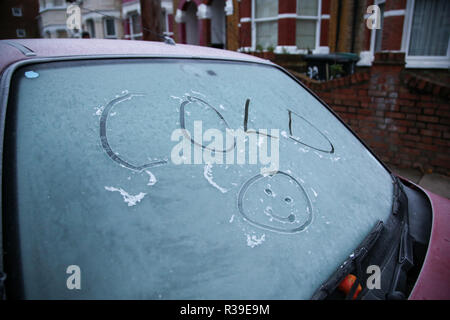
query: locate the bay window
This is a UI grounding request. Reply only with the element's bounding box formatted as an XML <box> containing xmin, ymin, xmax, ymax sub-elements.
<box><xmin>404</xmin><ymin>0</ymin><xmax>450</xmax><ymax>68</ymax></box>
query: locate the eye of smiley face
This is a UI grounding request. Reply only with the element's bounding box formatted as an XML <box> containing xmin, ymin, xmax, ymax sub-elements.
<box><xmin>238</xmin><ymin>171</ymin><xmax>313</xmax><ymax>234</ymax></box>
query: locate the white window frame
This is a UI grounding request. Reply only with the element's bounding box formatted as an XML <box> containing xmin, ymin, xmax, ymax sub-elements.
<box><xmin>16</xmin><ymin>29</ymin><xmax>26</xmax><ymax>38</ymax></box>
<box><xmin>251</xmin><ymin>0</ymin><xmax>279</xmax><ymax>51</ymax></box>
<box><xmin>402</xmin><ymin>0</ymin><xmax>450</xmax><ymax>69</ymax></box>
<box><xmin>294</xmin><ymin>0</ymin><xmax>322</xmax><ymax>53</ymax></box>
<box><xmin>358</xmin><ymin>0</ymin><xmax>391</xmax><ymax>67</ymax></box>
<box><xmin>161</xmin><ymin>0</ymin><xmax>174</xmax><ymax>36</ymax></box>
<box><xmin>162</xmin><ymin>8</ymin><xmax>173</xmax><ymax>36</ymax></box>
<box><xmin>249</xmin><ymin>0</ymin><xmax>323</xmax><ymax>54</ymax></box>
<box><xmin>128</xmin><ymin>12</ymin><xmax>143</xmax><ymax>40</ymax></box>
<box><xmin>103</xmin><ymin>17</ymin><xmax>117</xmax><ymax>39</ymax></box>
<box><xmin>12</xmin><ymin>7</ymin><xmax>22</xmax><ymax>17</ymax></box>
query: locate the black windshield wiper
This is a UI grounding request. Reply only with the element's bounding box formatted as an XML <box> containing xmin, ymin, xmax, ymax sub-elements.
<box><xmin>386</xmin><ymin>221</ymin><xmax>414</xmax><ymax>299</ymax></box>
<box><xmin>311</xmin><ymin>220</ymin><xmax>384</xmax><ymax>300</ymax></box>
<box><xmin>312</xmin><ymin>176</ymin><xmax>413</xmax><ymax>300</ymax></box>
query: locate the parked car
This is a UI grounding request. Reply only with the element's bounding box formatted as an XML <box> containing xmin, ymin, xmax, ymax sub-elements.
<box><xmin>0</xmin><ymin>39</ymin><xmax>448</xmax><ymax>300</ymax></box>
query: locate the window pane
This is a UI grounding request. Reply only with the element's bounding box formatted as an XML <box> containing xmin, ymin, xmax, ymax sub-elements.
<box><xmin>16</xmin><ymin>29</ymin><xmax>26</xmax><ymax>37</ymax></box>
<box><xmin>255</xmin><ymin>0</ymin><xmax>278</xmax><ymax>18</ymax></box>
<box><xmin>256</xmin><ymin>21</ymin><xmax>278</xmax><ymax>48</ymax></box>
<box><xmin>12</xmin><ymin>7</ymin><xmax>23</xmax><ymax>17</ymax></box>
<box><xmin>409</xmin><ymin>0</ymin><xmax>450</xmax><ymax>56</ymax></box>
<box><xmin>105</xmin><ymin>18</ymin><xmax>115</xmax><ymax>36</ymax></box>
<box><xmin>131</xmin><ymin>13</ymin><xmax>141</xmax><ymax>34</ymax></box>
<box><xmin>297</xmin><ymin>0</ymin><xmax>318</xmax><ymax>16</ymax></box>
<box><xmin>296</xmin><ymin>20</ymin><xmax>316</xmax><ymax>49</ymax></box>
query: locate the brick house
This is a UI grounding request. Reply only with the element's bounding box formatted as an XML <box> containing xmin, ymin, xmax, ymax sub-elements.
<box><xmin>296</xmin><ymin>0</ymin><xmax>450</xmax><ymax>176</ymax></box>
<box><xmin>169</xmin><ymin>0</ymin><xmax>334</xmax><ymax>53</ymax></box>
<box><xmin>301</xmin><ymin>51</ymin><xmax>449</xmax><ymax>176</ymax></box>
<box><xmin>0</xmin><ymin>0</ymin><xmax>40</xmax><ymax>39</ymax></box>
<box><xmin>169</xmin><ymin>0</ymin><xmax>450</xmax><ymax>176</ymax></box>
<box><xmin>170</xmin><ymin>0</ymin><xmax>449</xmax><ymax>68</ymax></box>
<box><xmin>122</xmin><ymin>0</ymin><xmax>174</xmax><ymax>40</ymax></box>
<box><xmin>36</xmin><ymin>0</ymin><xmax>124</xmax><ymax>39</ymax></box>
<box><xmin>171</xmin><ymin>0</ymin><xmax>235</xmax><ymax>49</ymax></box>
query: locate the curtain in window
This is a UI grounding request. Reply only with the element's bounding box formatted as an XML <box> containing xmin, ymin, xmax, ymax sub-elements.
<box><xmin>296</xmin><ymin>20</ymin><xmax>316</xmax><ymax>50</ymax></box>
<box><xmin>131</xmin><ymin>14</ymin><xmax>142</xmax><ymax>34</ymax></box>
<box><xmin>409</xmin><ymin>0</ymin><xmax>450</xmax><ymax>56</ymax></box>
<box><xmin>297</xmin><ymin>0</ymin><xmax>318</xmax><ymax>16</ymax></box>
<box><xmin>296</xmin><ymin>0</ymin><xmax>318</xmax><ymax>50</ymax></box>
<box><xmin>256</xmin><ymin>21</ymin><xmax>278</xmax><ymax>48</ymax></box>
<box><xmin>105</xmin><ymin>18</ymin><xmax>116</xmax><ymax>36</ymax></box>
<box><xmin>255</xmin><ymin>0</ymin><xmax>278</xmax><ymax>18</ymax></box>
<box><xmin>255</xmin><ymin>0</ymin><xmax>278</xmax><ymax>48</ymax></box>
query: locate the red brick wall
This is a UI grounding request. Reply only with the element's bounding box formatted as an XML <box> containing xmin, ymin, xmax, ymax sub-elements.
<box><xmin>278</xmin><ymin>18</ymin><xmax>296</xmax><ymax>45</ymax></box>
<box><xmin>385</xmin><ymin>0</ymin><xmax>407</xmax><ymax>11</ymax></box>
<box><xmin>381</xmin><ymin>16</ymin><xmax>404</xmax><ymax>51</ymax></box>
<box><xmin>320</xmin><ymin>19</ymin><xmax>329</xmax><ymax>47</ymax></box>
<box><xmin>240</xmin><ymin>0</ymin><xmax>251</xmax><ymax>17</ymax></box>
<box><xmin>301</xmin><ymin>53</ymin><xmax>450</xmax><ymax>176</ymax></box>
<box><xmin>279</xmin><ymin>0</ymin><xmax>296</xmax><ymax>13</ymax></box>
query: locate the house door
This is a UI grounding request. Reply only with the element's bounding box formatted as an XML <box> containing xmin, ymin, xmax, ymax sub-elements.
<box><xmin>210</xmin><ymin>0</ymin><xmax>226</xmax><ymax>48</ymax></box>
<box><xmin>185</xmin><ymin>2</ymin><xmax>199</xmax><ymax>45</ymax></box>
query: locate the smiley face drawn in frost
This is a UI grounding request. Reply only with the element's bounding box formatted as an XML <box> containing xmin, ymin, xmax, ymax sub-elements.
<box><xmin>238</xmin><ymin>171</ymin><xmax>313</xmax><ymax>234</ymax></box>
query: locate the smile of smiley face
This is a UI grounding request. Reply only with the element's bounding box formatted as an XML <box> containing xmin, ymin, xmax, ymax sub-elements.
<box><xmin>238</xmin><ymin>171</ymin><xmax>313</xmax><ymax>234</ymax></box>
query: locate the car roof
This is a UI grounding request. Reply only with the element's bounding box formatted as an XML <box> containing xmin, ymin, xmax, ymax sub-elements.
<box><xmin>0</xmin><ymin>39</ymin><xmax>272</xmax><ymax>74</ymax></box>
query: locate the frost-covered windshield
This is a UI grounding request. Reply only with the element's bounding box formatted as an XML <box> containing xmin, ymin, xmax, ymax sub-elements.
<box><xmin>6</xmin><ymin>59</ymin><xmax>393</xmax><ymax>299</ymax></box>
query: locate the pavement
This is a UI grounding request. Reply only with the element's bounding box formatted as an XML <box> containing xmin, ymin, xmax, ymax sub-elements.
<box><xmin>391</xmin><ymin>166</ymin><xmax>450</xmax><ymax>200</ymax></box>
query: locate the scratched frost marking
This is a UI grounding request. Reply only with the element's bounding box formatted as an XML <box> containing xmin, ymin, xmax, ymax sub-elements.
<box><xmin>104</xmin><ymin>186</ymin><xmax>146</xmax><ymax>206</ymax></box>
<box><xmin>145</xmin><ymin>170</ymin><xmax>157</xmax><ymax>186</ymax></box>
<box><xmin>246</xmin><ymin>234</ymin><xmax>266</xmax><ymax>248</ymax></box>
<box><xmin>203</xmin><ymin>163</ymin><xmax>228</xmax><ymax>193</ymax></box>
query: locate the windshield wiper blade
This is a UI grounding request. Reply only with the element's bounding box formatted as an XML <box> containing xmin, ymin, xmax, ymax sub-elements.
<box><xmin>311</xmin><ymin>220</ymin><xmax>384</xmax><ymax>300</ymax></box>
<box><xmin>386</xmin><ymin>221</ymin><xmax>414</xmax><ymax>299</ymax></box>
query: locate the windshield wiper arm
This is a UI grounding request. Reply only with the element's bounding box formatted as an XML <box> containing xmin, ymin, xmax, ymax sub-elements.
<box><xmin>311</xmin><ymin>220</ymin><xmax>384</xmax><ymax>300</ymax></box>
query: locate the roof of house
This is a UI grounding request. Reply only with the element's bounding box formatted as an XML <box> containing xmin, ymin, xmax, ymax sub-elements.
<box><xmin>0</xmin><ymin>39</ymin><xmax>271</xmax><ymax>74</ymax></box>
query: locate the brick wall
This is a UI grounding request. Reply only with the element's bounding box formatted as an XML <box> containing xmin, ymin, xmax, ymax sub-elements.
<box><xmin>300</xmin><ymin>52</ymin><xmax>450</xmax><ymax>176</ymax></box>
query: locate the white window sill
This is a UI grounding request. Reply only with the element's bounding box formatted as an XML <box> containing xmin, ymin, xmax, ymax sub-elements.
<box><xmin>405</xmin><ymin>56</ymin><xmax>450</xmax><ymax>69</ymax></box>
